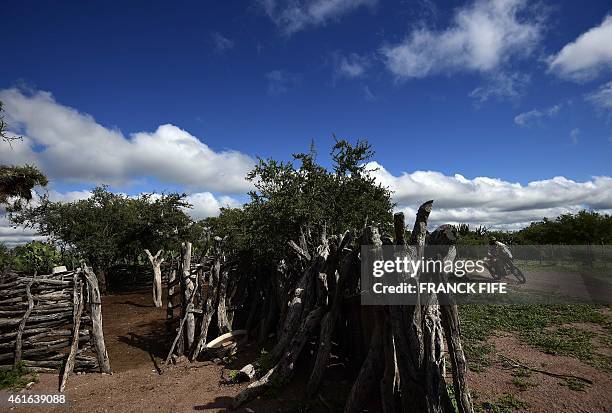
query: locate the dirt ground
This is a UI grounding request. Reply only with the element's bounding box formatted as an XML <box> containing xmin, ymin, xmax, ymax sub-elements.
<box><xmin>2</xmin><ymin>288</ymin><xmax>611</xmax><ymax>412</ymax></box>
<box><xmin>468</xmin><ymin>333</ymin><xmax>612</xmax><ymax>412</ymax></box>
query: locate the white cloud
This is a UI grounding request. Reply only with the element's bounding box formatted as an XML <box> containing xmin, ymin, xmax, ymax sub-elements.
<box><xmin>399</xmin><ymin>204</ymin><xmax>589</xmax><ymax>231</ymax></box>
<box><xmin>548</xmin><ymin>15</ymin><xmax>612</xmax><ymax>81</ymax></box>
<box><xmin>259</xmin><ymin>0</ymin><xmax>377</xmax><ymax>35</ymax></box>
<box><xmin>210</xmin><ymin>32</ymin><xmax>235</xmax><ymax>53</ymax></box>
<box><xmin>0</xmin><ymin>189</ymin><xmax>92</xmax><ymax>247</ymax></box>
<box><xmin>514</xmin><ymin>103</ymin><xmax>562</xmax><ymax>126</ymax></box>
<box><xmin>337</xmin><ymin>53</ymin><xmax>370</xmax><ymax>78</ymax></box>
<box><xmin>0</xmin><ymin>88</ymin><xmax>255</xmax><ymax>193</ymax></box>
<box><xmin>186</xmin><ymin>192</ymin><xmax>242</xmax><ymax>220</ymax></box>
<box><xmin>586</xmin><ymin>81</ymin><xmax>612</xmax><ymax>113</ymax></box>
<box><xmin>0</xmin><ymin>215</ymin><xmax>45</xmax><ymax>247</ymax></box>
<box><xmin>265</xmin><ymin>70</ymin><xmax>301</xmax><ymax>95</ymax></box>
<box><xmin>381</xmin><ymin>0</ymin><xmax>543</xmax><ymax>79</ymax></box>
<box><xmin>469</xmin><ymin>71</ymin><xmax>530</xmax><ymax>102</ymax></box>
<box><xmin>367</xmin><ymin>162</ymin><xmax>612</xmax><ymax>229</ymax></box>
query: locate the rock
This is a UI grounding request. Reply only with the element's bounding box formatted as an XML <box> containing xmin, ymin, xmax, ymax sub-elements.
<box><xmin>232</xmin><ymin>363</ymin><xmax>256</xmax><ymax>382</ymax></box>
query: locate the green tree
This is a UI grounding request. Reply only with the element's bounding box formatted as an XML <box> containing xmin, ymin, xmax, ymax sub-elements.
<box><xmin>11</xmin><ymin>186</ymin><xmax>193</xmax><ymax>292</ymax></box>
<box><xmin>239</xmin><ymin>138</ymin><xmax>393</xmax><ymax>265</ymax></box>
<box><xmin>516</xmin><ymin>210</ymin><xmax>612</xmax><ymax>245</ymax></box>
<box><xmin>11</xmin><ymin>241</ymin><xmax>61</xmax><ymax>274</ymax></box>
<box><xmin>0</xmin><ymin>101</ymin><xmax>48</xmax><ymax>206</ymax></box>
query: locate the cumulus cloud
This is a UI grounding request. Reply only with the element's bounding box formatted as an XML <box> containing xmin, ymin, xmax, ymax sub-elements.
<box><xmin>586</xmin><ymin>81</ymin><xmax>612</xmax><ymax>113</ymax></box>
<box><xmin>259</xmin><ymin>0</ymin><xmax>377</xmax><ymax>35</ymax></box>
<box><xmin>381</xmin><ymin>0</ymin><xmax>543</xmax><ymax>79</ymax></box>
<box><xmin>0</xmin><ymin>189</ymin><xmax>92</xmax><ymax>247</ymax></box>
<box><xmin>0</xmin><ymin>88</ymin><xmax>255</xmax><ymax>193</ymax></box>
<box><xmin>186</xmin><ymin>192</ymin><xmax>242</xmax><ymax>220</ymax></box>
<box><xmin>265</xmin><ymin>70</ymin><xmax>302</xmax><ymax>95</ymax></box>
<box><xmin>514</xmin><ymin>103</ymin><xmax>562</xmax><ymax>126</ymax></box>
<box><xmin>210</xmin><ymin>32</ymin><xmax>235</xmax><ymax>53</ymax></box>
<box><xmin>548</xmin><ymin>15</ymin><xmax>612</xmax><ymax>81</ymax></box>
<box><xmin>0</xmin><ymin>216</ymin><xmax>44</xmax><ymax>247</ymax></box>
<box><xmin>367</xmin><ymin>162</ymin><xmax>612</xmax><ymax>229</ymax></box>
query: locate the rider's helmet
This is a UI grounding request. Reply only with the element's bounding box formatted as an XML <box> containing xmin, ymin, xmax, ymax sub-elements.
<box><xmin>488</xmin><ymin>236</ymin><xmax>497</xmax><ymax>245</ymax></box>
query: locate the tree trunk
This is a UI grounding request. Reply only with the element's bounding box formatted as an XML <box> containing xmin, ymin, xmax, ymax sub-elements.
<box><xmin>95</xmin><ymin>267</ymin><xmax>107</xmax><ymax>295</ymax></box>
<box><xmin>180</xmin><ymin>243</ymin><xmax>195</xmax><ymax>351</ymax></box>
<box><xmin>81</xmin><ymin>263</ymin><xmax>111</xmax><ymax>373</ymax></box>
<box><xmin>145</xmin><ymin>249</ymin><xmax>164</xmax><ymax>308</ymax></box>
<box><xmin>191</xmin><ymin>259</ymin><xmax>220</xmax><ymax>360</ymax></box>
<box><xmin>60</xmin><ymin>281</ymin><xmax>83</xmax><ymax>392</ymax></box>
<box><xmin>216</xmin><ymin>268</ymin><xmax>232</xmax><ymax>334</ymax></box>
<box><xmin>344</xmin><ymin>314</ymin><xmax>384</xmax><ymax>413</ymax></box>
<box><xmin>307</xmin><ymin>233</ymin><xmax>355</xmax><ymax>396</ymax></box>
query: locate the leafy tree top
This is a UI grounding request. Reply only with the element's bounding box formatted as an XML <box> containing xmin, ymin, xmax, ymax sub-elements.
<box><xmin>210</xmin><ymin>139</ymin><xmax>394</xmax><ymax>266</ymax></box>
<box><xmin>11</xmin><ymin>186</ymin><xmax>193</xmax><ymax>270</ymax></box>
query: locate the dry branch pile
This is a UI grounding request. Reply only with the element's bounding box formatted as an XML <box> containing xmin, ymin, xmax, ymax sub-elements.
<box><xmin>0</xmin><ymin>264</ymin><xmax>111</xmax><ymax>391</ymax></box>
<box><xmin>168</xmin><ymin>200</ymin><xmax>474</xmax><ymax>412</ymax></box>
<box><xmin>166</xmin><ymin>238</ymin><xmax>243</xmax><ymax>363</ymax></box>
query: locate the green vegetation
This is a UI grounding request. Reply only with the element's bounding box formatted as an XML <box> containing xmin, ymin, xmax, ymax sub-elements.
<box><xmin>11</xmin><ymin>186</ymin><xmax>194</xmax><ymax>289</ymax></box>
<box><xmin>204</xmin><ymin>139</ymin><xmax>393</xmax><ymax>268</ymax></box>
<box><xmin>0</xmin><ymin>165</ymin><xmax>48</xmax><ymax>206</ymax></box>
<box><xmin>464</xmin><ymin>342</ymin><xmax>495</xmax><ymax>372</ymax></box>
<box><xmin>460</xmin><ymin>304</ymin><xmax>612</xmax><ymax>372</ymax></box>
<box><xmin>479</xmin><ymin>393</ymin><xmax>529</xmax><ymax>413</ymax></box>
<box><xmin>561</xmin><ymin>378</ymin><xmax>588</xmax><ymax>392</ymax></box>
<box><xmin>1</xmin><ymin>101</ymin><xmax>48</xmax><ymax>207</ymax></box>
<box><xmin>254</xmin><ymin>351</ymin><xmax>275</xmax><ymax>376</ymax></box>
<box><xmin>0</xmin><ymin>362</ymin><xmax>38</xmax><ymax>391</ymax></box>
<box><xmin>10</xmin><ymin>240</ymin><xmax>62</xmax><ymax>274</ymax></box>
<box><xmin>511</xmin><ymin>376</ymin><xmax>538</xmax><ymax>391</ymax></box>
<box><xmin>455</xmin><ymin>210</ymin><xmax>612</xmax><ymax>246</ymax></box>
<box><xmin>227</xmin><ymin>369</ymin><xmax>240</xmax><ymax>382</ymax></box>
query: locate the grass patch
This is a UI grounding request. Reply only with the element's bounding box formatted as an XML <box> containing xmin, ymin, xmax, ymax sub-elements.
<box><xmin>511</xmin><ymin>377</ymin><xmax>538</xmax><ymax>391</ymax></box>
<box><xmin>464</xmin><ymin>342</ymin><xmax>495</xmax><ymax>372</ymax></box>
<box><xmin>0</xmin><ymin>362</ymin><xmax>38</xmax><ymax>391</ymax></box>
<box><xmin>479</xmin><ymin>393</ymin><xmax>529</xmax><ymax>413</ymax></box>
<box><xmin>460</xmin><ymin>304</ymin><xmax>612</xmax><ymax>372</ymax></box>
<box><xmin>511</xmin><ymin>367</ymin><xmax>531</xmax><ymax>378</ymax></box>
<box><xmin>523</xmin><ymin>326</ymin><xmax>594</xmax><ymax>358</ymax></box>
<box><xmin>254</xmin><ymin>350</ymin><xmax>275</xmax><ymax>377</ymax></box>
<box><xmin>560</xmin><ymin>378</ymin><xmax>588</xmax><ymax>392</ymax></box>
<box><xmin>227</xmin><ymin>369</ymin><xmax>240</xmax><ymax>382</ymax></box>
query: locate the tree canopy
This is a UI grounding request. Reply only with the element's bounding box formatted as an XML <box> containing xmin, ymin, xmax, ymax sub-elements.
<box><xmin>0</xmin><ymin>101</ymin><xmax>48</xmax><ymax>206</ymax></box>
<box><xmin>203</xmin><ymin>139</ymin><xmax>394</xmax><ymax>267</ymax></box>
<box><xmin>455</xmin><ymin>210</ymin><xmax>612</xmax><ymax>245</ymax></box>
<box><xmin>517</xmin><ymin>210</ymin><xmax>612</xmax><ymax>244</ymax></box>
<box><xmin>11</xmin><ymin>186</ymin><xmax>194</xmax><ymax>274</ymax></box>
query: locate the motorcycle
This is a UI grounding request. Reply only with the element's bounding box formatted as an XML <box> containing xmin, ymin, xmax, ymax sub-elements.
<box><xmin>483</xmin><ymin>257</ymin><xmax>526</xmax><ymax>284</ymax></box>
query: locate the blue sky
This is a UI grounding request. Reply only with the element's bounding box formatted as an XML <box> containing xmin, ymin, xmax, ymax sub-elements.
<box><xmin>1</xmin><ymin>0</ymin><xmax>612</xmax><ymax>243</ymax></box>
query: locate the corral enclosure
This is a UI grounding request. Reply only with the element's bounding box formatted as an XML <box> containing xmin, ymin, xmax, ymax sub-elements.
<box><xmin>0</xmin><ymin>265</ymin><xmax>110</xmax><ymax>391</ymax></box>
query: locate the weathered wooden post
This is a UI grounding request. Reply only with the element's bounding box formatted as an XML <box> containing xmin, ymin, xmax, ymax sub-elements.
<box><xmin>167</xmin><ymin>264</ymin><xmax>177</xmax><ymax>339</ymax></box>
<box><xmin>144</xmin><ymin>249</ymin><xmax>164</xmax><ymax>307</ymax></box>
<box><xmin>82</xmin><ymin>263</ymin><xmax>111</xmax><ymax>374</ymax></box>
<box><xmin>180</xmin><ymin>242</ymin><xmax>195</xmax><ymax>351</ymax></box>
<box><xmin>60</xmin><ymin>281</ymin><xmax>84</xmax><ymax>392</ymax></box>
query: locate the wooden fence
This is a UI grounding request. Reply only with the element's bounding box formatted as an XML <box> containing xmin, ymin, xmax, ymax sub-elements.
<box><xmin>0</xmin><ymin>264</ymin><xmax>110</xmax><ymax>391</ymax></box>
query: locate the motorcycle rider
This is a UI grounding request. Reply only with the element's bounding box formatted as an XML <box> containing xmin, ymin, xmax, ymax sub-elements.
<box><xmin>487</xmin><ymin>236</ymin><xmax>513</xmax><ymax>277</ymax></box>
